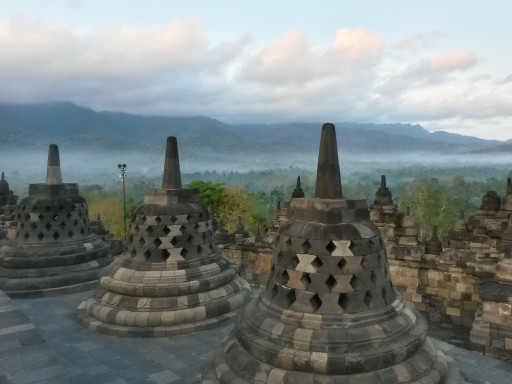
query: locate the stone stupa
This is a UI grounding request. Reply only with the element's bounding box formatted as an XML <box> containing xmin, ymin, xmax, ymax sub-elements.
<box><xmin>0</xmin><ymin>145</ymin><xmax>111</xmax><ymax>297</ymax></box>
<box><xmin>203</xmin><ymin>123</ymin><xmax>462</xmax><ymax>383</ymax></box>
<box><xmin>78</xmin><ymin>137</ymin><xmax>251</xmax><ymax>337</ymax></box>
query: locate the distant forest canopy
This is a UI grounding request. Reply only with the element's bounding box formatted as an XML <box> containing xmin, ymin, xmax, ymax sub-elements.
<box><xmin>75</xmin><ymin>165</ymin><xmax>512</xmax><ymax>241</ymax></box>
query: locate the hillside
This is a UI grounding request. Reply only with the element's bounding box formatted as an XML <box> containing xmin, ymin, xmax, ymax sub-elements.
<box><xmin>0</xmin><ymin>102</ymin><xmax>504</xmax><ymax>157</ymax></box>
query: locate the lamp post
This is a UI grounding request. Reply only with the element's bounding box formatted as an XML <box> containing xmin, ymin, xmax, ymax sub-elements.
<box><xmin>118</xmin><ymin>163</ymin><xmax>127</xmax><ymax>243</ymax></box>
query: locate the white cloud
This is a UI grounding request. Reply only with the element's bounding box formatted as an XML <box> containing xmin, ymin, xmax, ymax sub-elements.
<box><xmin>0</xmin><ymin>16</ymin><xmax>511</xmax><ymax>140</ymax></box>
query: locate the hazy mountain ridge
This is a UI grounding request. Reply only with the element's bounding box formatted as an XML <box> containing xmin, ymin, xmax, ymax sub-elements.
<box><xmin>0</xmin><ymin>102</ymin><xmax>506</xmax><ymax>156</ymax></box>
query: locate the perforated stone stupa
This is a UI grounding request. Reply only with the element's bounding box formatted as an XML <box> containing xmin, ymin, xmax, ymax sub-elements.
<box><xmin>0</xmin><ymin>145</ymin><xmax>111</xmax><ymax>297</ymax></box>
<box><xmin>203</xmin><ymin>123</ymin><xmax>462</xmax><ymax>383</ymax></box>
<box><xmin>78</xmin><ymin>137</ymin><xmax>251</xmax><ymax>337</ymax></box>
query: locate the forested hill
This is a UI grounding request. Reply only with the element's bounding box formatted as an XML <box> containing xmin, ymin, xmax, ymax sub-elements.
<box><xmin>0</xmin><ymin>102</ymin><xmax>505</xmax><ymax>155</ymax></box>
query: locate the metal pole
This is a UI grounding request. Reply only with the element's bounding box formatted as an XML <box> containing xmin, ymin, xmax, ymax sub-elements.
<box><xmin>118</xmin><ymin>164</ymin><xmax>127</xmax><ymax>243</ymax></box>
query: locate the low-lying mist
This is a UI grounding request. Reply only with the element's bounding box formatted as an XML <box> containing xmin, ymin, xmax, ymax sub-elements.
<box><xmin>1</xmin><ymin>148</ymin><xmax>511</xmax><ymax>198</ymax></box>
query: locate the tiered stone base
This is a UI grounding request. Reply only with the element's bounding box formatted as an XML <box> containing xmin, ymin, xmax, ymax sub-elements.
<box><xmin>0</xmin><ymin>236</ymin><xmax>111</xmax><ymax>298</ymax></box>
<box><xmin>203</xmin><ymin>296</ymin><xmax>463</xmax><ymax>383</ymax></box>
<box><xmin>78</xmin><ymin>254</ymin><xmax>251</xmax><ymax>337</ymax></box>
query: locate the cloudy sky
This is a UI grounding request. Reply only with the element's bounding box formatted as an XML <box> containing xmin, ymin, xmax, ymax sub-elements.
<box><xmin>1</xmin><ymin>0</ymin><xmax>511</xmax><ymax>140</ymax></box>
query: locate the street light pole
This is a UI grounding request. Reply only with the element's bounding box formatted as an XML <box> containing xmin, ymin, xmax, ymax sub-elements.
<box><xmin>118</xmin><ymin>163</ymin><xmax>127</xmax><ymax>243</ymax></box>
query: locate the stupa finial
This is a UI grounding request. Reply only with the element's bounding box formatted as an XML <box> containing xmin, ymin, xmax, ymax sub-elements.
<box><xmin>1</xmin><ymin>172</ymin><xmax>4</xmax><ymax>181</ymax></box>
<box><xmin>162</xmin><ymin>136</ymin><xmax>182</xmax><ymax>189</ymax></box>
<box><xmin>315</xmin><ymin>123</ymin><xmax>342</xmax><ymax>199</ymax></box>
<box><xmin>381</xmin><ymin>175</ymin><xmax>387</xmax><ymax>189</ymax></box>
<box><xmin>507</xmin><ymin>178</ymin><xmax>512</xmax><ymax>194</ymax></box>
<box><xmin>46</xmin><ymin>144</ymin><xmax>62</xmax><ymax>185</ymax></box>
<box><xmin>296</xmin><ymin>176</ymin><xmax>301</xmax><ymax>189</ymax></box>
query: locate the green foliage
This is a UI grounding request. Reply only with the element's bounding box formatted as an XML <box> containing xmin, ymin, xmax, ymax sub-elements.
<box><xmin>396</xmin><ymin>180</ymin><xmax>464</xmax><ymax>240</ymax></box>
<box><xmin>187</xmin><ymin>180</ymin><xmax>225</xmax><ymax>218</ymax></box>
<box><xmin>247</xmin><ymin>212</ymin><xmax>267</xmax><ymax>236</ymax></box>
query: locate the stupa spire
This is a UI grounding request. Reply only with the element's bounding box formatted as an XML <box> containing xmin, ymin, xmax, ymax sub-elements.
<box><xmin>1</xmin><ymin>172</ymin><xmax>4</xmax><ymax>181</ymax></box>
<box><xmin>507</xmin><ymin>178</ymin><xmax>512</xmax><ymax>194</ymax></box>
<box><xmin>381</xmin><ymin>174</ymin><xmax>387</xmax><ymax>188</ymax></box>
<box><xmin>291</xmin><ymin>175</ymin><xmax>305</xmax><ymax>199</ymax></box>
<box><xmin>162</xmin><ymin>136</ymin><xmax>182</xmax><ymax>189</ymax></box>
<box><xmin>315</xmin><ymin>123</ymin><xmax>343</xmax><ymax>199</ymax></box>
<box><xmin>46</xmin><ymin>144</ymin><xmax>62</xmax><ymax>185</ymax></box>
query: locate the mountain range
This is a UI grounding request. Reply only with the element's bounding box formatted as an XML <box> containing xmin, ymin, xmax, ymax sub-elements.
<box><xmin>0</xmin><ymin>102</ymin><xmax>509</xmax><ymax>157</ymax></box>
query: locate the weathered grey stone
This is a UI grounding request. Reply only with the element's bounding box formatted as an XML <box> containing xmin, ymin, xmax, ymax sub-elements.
<box><xmin>0</xmin><ymin>145</ymin><xmax>111</xmax><ymax>298</ymax></box>
<box><xmin>78</xmin><ymin>136</ymin><xmax>251</xmax><ymax>337</ymax></box>
<box><xmin>203</xmin><ymin>124</ymin><xmax>463</xmax><ymax>383</ymax></box>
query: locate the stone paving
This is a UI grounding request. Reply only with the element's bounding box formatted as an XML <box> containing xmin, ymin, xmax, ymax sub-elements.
<box><xmin>1</xmin><ymin>288</ymin><xmax>512</xmax><ymax>384</ymax></box>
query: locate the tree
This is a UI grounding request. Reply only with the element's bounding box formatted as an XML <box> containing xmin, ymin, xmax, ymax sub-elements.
<box><xmin>187</xmin><ymin>180</ymin><xmax>225</xmax><ymax>218</ymax></box>
<box><xmin>396</xmin><ymin>181</ymin><xmax>463</xmax><ymax>240</ymax></box>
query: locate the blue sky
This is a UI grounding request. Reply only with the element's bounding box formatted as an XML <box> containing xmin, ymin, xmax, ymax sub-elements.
<box><xmin>1</xmin><ymin>0</ymin><xmax>511</xmax><ymax>140</ymax></box>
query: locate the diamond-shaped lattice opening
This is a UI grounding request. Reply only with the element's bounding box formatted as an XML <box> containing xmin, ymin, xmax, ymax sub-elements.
<box><xmin>302</xmin><ymin>240</ymin><xmax>312</xmax><ymax>253</ymax></box>
<box><xmin>155</xmin><ymin>216</ymin><xmax>161</xmax><ymax>224</ymax></box>
<box><xmin>163</xmin><ymin>226</ymin><xmax>171</xmax><ymax>235</ymax></box>
<box><xmin>271</xmin><ymin>284</ymin><xmax>278</xmax><ymax>299</ymax></box>
<box><xmin>202</xmin><ymin>232</ymin><xmax>208</xmax><ymax>241</ymax></box>
<box><xmin>197</xmin><ymin>245</ymin><xmax>203</xmax><ymax>254</ymax></box>
<box><xmin>195</xmin><ymin>222</ymin><xmax>200</xmax><ymax>230</ymax></box>
<box><xmin>24</xmin><ymin>232</ymin><xmax>30</xmax><ymax>240</ymax></box>
<box><xmin>59</xmin><ymin>222</ymin><xmax>66</xmax><ymax>229</ymax></box>
<box><xmin>52</xmin><ymin>214</ymin><xmax>58</xmax><ymax>221</ymax></box>
<box><xmin>138</xmin><ymin>237</ymin><xmax>145</xmax><ymax>246</ymax></box>
<box><xmin>325</xmin><ymin>275</ymin><xmax>337</xmax><ymax>291</ymax></box>
<box><xmin>180</xmin><ymin>248</ymin><xmax>188</xmax><ymax>258</ymax></box>
<box><xmin>146</xmin><ymin>226</ymin><xmax>153</xmax><ymax>235</ymax></box>
<box><xmin>78</xmin><ymin>211</ymin><xmax>83</xmax><ymax>218</ymax></box>
<box><xmin>290</xmin><ymin>255</ymin><xmax>300</xmax><ymax>269</ymax></box>
<box><xmin>37</xmin><ymin>232</ymin><xmax>44</xmax><ymax>241</ymax></box>
<box><xmin>209</xmin><ymin>243</ymin><xmax>216</xmax><ymax>252</ymax></box>
<box><xmin>161</xmin><ymin>249</ymin><xmax>170</xmax><ymax>261</ymax></box>
<box><xmin>144</xmin><ymin>249</ymin><xmax>152</xmax><ymax>260</ymax></box>
<box><xmin>67</xmin><ymin>230</ymin><xmax>74</xmax><ymax>238</ymax></box>
<box><xmin>21</xmin><ymin>205</ymin><xmax>26</xmax><ymax>212</ymax></box>
<box><xmin>45</xmin><ymin>206</ymin><xmax>51</xmax><ymax>212</ymax></box>
<box><xmin>153</xmin><ymin>237</ymin><xmax>162</xmax><ymax>248</ymax></box>
<box><xmin>339</xmin><ymin>293</ymin><xmax>349</xmax><ymax>310</ymax></box>
<box><xmin>24</xmin><ymin>213</ymin><xmax>31</xmax><ymax>221</ymax></box>
<box><xmin>129</xmin><ymin>235</ymin><xmax>133</xmax><ymax>243</ymax></box>
<box><xmin>17</xmin><ymin>213</ymin><xmax>22</xmax><ymax>220</ymax></box>
<box><xmin>170</xmin><ymin>237</ymin><xmax>178</xmax><ymax>246</ymax></box>
<box><xmin>140</xmin><ymin>215</ymin><xmax>147</xmax><ymax>224</ymax></box>
<box><xmin>312</xmin><ymin>256</ymin><xmax>323</xmax><ymax>270</ymax></box>
<box><xmin>371</xmin><ymin>271</ymin><xmax>377</xmax><ymax>285</ymax></box>
<box><xmin>52</xmin><ymin>232</ymin><xmax>60</xmax><ymax>240</ymax></box>
<box><xmin>284</xmin><ymin>237</ymin><xmax>292</xmax><ymax>249</ymax></box>
<box><xmin>279</xmin><ymin>270</ymin><xmax>290</xmax><ymax>285</ymax></box>
<box><xmin>66</xmin><ymin>212</ymin><xmax>72</xmax><ymax>219</ymax></box>
<box><xmin>20</xmin><ymin>222</ymin><xmax>25</xmax><ymax>229</ymax></box>
<box><xmin>301</xmin><ymin>273</ymin><xmax>312</xmax><ymax>289</ymax></box>
<box><xmin>170</xmin><ymin>216</ymin><xmax>177</xmax><ymax>224</ymax></box>
<box><xmin>310</xmin><ymin>293</ymin><xmax>322</xmax><ymax>312</ymax></box>
<box><xmin>30</xmin><ymin>222</ymin><xmax>37</xmax><ymax>230</ymax></box>
<box><xmin>337</xmin><ymin>258</ymin><xmax>347</xmax><ymax>272</ymax></box>
<box><xmin>58</xmin><ymin>205</ymin><xmax>65</xmax><ymax>211</ymax></box>
<box><xmin>187</xmin><ymin>234</ymin><xmax>194</xmax><ymax>243</ymax></box>
<box><xmin>130</xmin><ymin>248</ymin><xmax>137</xmax><ymax>257</ymax></box>
<box><xmin>364</xmin><ymin>291</ymin><xmax>373</xmax><ymax>308</ymax></box>
<box><xmin>326</xmin><ymin>240</ymin><xmax>336</xmax><ymax>253</ymax></box>
<box><xmin>350</xmin><ymin>276</ymin><xmax>361</xmax><ymax>290</ymax></box>
<box><xmin>38</xmin><ymin>213</ymin><xmax>45</xmax><ymax>220</ymax></box>
<box><xmin>285</xmin><ymin>289</ymin><xmax>296</xmax><ymax>307</ymax></box>
<box><xmin>80</xmin><ymin>228</ymin><xmax>85</xmax><ymax>235</ymax></box>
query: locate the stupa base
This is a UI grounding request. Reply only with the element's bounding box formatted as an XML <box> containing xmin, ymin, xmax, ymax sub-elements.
<box><xmin>203</xmin><ymin>336</ymin><xmax>463</xmax><ymax>384</ymax></box>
